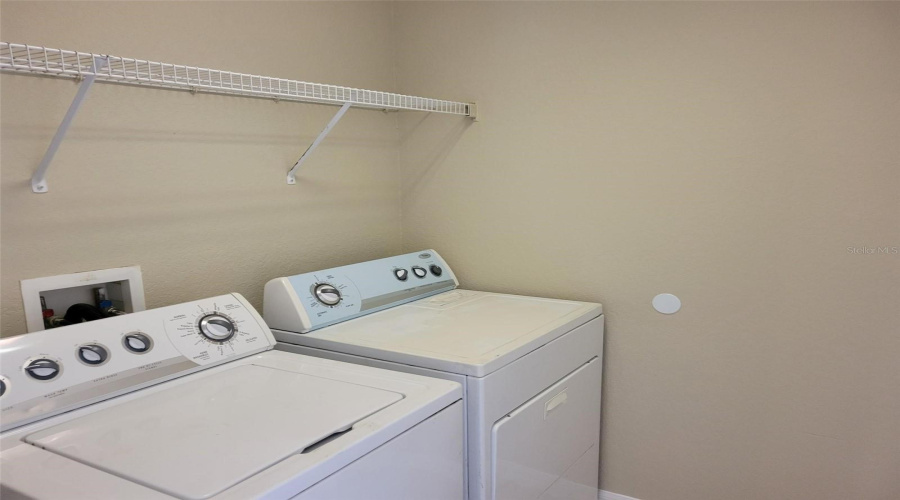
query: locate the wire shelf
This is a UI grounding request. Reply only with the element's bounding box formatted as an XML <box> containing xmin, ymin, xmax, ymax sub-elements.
<box><xmin>2</xmin><ymin>41</ymin><xmax>476</xmax><ymax>193</ymax></box>
<box><xmin>0</xmin><ymin>42</ymin><xmax>474</xmax><ymax>116</ymax></box>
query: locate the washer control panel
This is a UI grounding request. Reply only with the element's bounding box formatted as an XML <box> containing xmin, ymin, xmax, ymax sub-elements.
<box><xmin>0</xmin><ymin>293</ymin><xmax>274</xmax><ymax>432</ymax></box>
<box><xmin>264</xmin><ymin>249</ymin><xmax>458</xmax><ymax>333</ymax></box>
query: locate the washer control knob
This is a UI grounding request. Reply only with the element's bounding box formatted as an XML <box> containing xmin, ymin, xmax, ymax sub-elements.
<box><xmin>0</xmin><ymin>378</ymin><xmax>7</xmax><ymax>397</ymax></box>
<box><xmin>123</xmin><ymin>333</ymin><xmax>153</xmax><ymax>354</ymax></box>
<box><xmin>199</xmin><ymin>314</ymin><xmax>236</xmax><ymax>342</ymax></box>
<box><xmin>314</xmin><ymin>284</ymin><xmax>342</xmax><ymax>306</ymax></box>
<box><xmin>394</xmin><ymin>268</ymin><xmax>408</xmax><ymax>281</ymax></box>
<box><xmin>78</xmin><ymin>344</ymin><xmax>109</xmax><ymax>365</ymax></box>
<box><xmin>412</xmin><ymin>266</ymin><xmax>427</xmax><ymax>278</ymax></box>
<box><xmin>24</xmin><ymin>359</ymin><xmax>61</xmax><ymax>381</ymax></box>
<box><xmin>429</xmin><ymin>265</ymin><xmax>443</xmax><ymax>277</ymax></box>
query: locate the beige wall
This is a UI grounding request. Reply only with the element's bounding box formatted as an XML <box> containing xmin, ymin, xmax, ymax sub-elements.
<box><xmin>1</xmin><ymin>1</ymin><xmax>403</xmax><ymax>334</ymax></box>
<box><xmin>394</xmin><ymin>2</ymin><xmax>900</xmax><ymax>500</ymax></box>
<box><xmin>2</xmin><ymin>2</ymin><xmax>899</xmax><ymax>500</ymax></box>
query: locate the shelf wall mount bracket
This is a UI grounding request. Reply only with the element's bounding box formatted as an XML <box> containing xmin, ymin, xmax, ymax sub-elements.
<box><xmin>30</xmin><ymin>55</ymin><xmax>109</xmax><ymax>194</ymax></box>
<box><xmin>286</xmin><ymin>101</ymin><xmax>352</xmax><ymax>185</ymax></box>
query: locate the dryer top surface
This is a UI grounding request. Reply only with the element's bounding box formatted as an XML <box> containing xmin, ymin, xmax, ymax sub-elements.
<box><xmin>286</xmin><ymin>290</ymin><xmax>602</xmax><ymax>376</ymax></box>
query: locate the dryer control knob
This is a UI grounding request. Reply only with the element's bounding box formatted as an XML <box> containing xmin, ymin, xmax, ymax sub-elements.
<box><xmin>314</xmin><ymin>284</ymin><xmax>342</xmax><ymax>306</ymax></box>
<box><xmin>24</xmin><ymin>359</ymin><xmax>61</xmax><ymax>381</ymax></box>
<box><xmin>412</xmin><ymin>266</ymin><xmax>427</xmax><ymax>278</ymax></box>
<box><xmin>0</xmin><ymin>378</ymin><xmax>7</xmax><ymax>397</ymax></box>
<box><xmin>199</xmin><ymin>314</ymin><xmax>236</xmax><ymax>342</ymax></box>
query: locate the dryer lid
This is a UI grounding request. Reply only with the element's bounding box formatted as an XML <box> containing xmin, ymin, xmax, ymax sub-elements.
<box><xmin>24</xmin><ymin>364</ymin><xmax>402</xmax><ymax>500</ymax></box>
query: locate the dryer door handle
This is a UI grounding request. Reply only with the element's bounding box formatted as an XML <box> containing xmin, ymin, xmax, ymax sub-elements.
<box><xmin>544</xmin><ymin>389</ymin><xmax>568</xmax><ymax>420</ymax></box>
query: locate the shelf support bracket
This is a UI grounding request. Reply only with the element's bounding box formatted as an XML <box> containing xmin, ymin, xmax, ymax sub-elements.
<box><xmin>286</xmin><ymin>101</ymin><xmax>352</xmax><ymax>185</ymax></box>
<box><xmin>31</xmin><ymin>55</ymin><xmax>108</xmax><ymax>193</ymax></box>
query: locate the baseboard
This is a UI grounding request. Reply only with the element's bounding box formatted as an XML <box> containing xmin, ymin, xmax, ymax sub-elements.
<box><xmin>600</xmin><ymin>490</ymin><xmax>642</xmax><ymax>500</ymax></box>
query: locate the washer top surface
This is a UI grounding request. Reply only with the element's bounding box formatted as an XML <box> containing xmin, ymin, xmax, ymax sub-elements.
<box><xmin>25</xmin><ymin>362</ymin><xmax>402</xmax><ymax>500</ymax></box>
<box><xmin>1</xmin><ymin>294</ymin><xmax>462</xmax><ymax>500</ymax></box>
<box><xmin>281</xmin><ymin>290</ymin><xmax>601</xmax><ymax>377</ymax></box>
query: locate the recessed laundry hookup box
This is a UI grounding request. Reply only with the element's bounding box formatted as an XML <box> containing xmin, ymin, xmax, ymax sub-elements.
<box><xmin>20</xmin><ymin>266</ymin><xmax>146</xmax><ymax>332</ymax></box>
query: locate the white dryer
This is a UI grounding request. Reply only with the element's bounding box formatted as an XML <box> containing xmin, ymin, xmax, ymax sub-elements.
<box><xmin>264</xmin><ymin>250</ymin><xmax>604</xmax><ymax>500</ymax></box>
<box><xmin>0</xmin><ymin>293</ymin><xmax>463</xmax><ymax>500</ymax></box>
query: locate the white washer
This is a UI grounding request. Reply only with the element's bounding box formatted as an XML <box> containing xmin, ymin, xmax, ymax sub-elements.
<box><xmin>264</xmin><ymin>250</ymin><xmax>604</xmax><ymax>500</ymax></box>
<box><xmin>0</xmin><ymin>293</ymin><xmax>463</xmax><ymax>500</ymax></box>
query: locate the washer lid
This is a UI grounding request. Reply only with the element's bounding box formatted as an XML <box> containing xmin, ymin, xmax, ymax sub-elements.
<box><xmin>24</xmin><ymin>364</ymin><xmax>402</xmax><ymax>500</ymax></box>
<box><xmin>294</xmin><ymin>290</ymin><xmax>601</xmax><ymax>376</ymax></box>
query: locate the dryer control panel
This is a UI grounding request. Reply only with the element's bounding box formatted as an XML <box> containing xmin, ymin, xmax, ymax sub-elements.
<box><xmin>0</xmin><ymin>293</ymin><xmax>274</xmax><ymax>432</ymax></box>
<box><xmin>264</xmin><ymin>250</ymin><xmax>458</xmax><ymax>333</ymax></box>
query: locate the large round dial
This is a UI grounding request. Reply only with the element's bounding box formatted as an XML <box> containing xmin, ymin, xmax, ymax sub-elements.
<box><xmin>0</xmin><ymin>377</ymin><xmax>8</xmax><ymax>397</ymax></box>
<box><xmin>198</xmin><ymin>313</ymin><xmax>236</xmax><ymax>342</ymax></box>
<box><xmin>314</xmin><ymin>283</ymin><xmax>342</xmax><ymax>306</ymax></box>
<box><xmin>24</xmin><ymin>358</ymin><xmax>62</xmax><ymax>381</ymax></box>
